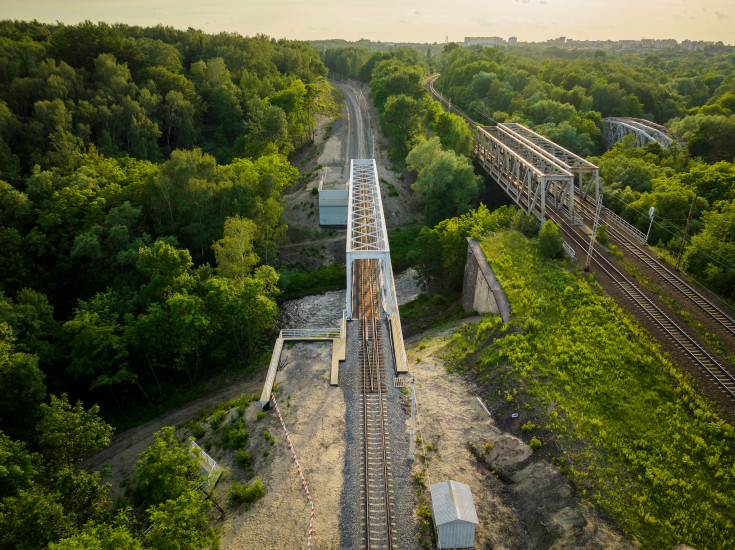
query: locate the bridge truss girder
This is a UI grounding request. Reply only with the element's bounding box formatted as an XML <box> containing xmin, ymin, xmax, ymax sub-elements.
<box><xmin>603</xmin><ymin>117</ymin><xmax>679</xmax><ymax>150</ymax></box>
<box><xmin>500</xmin><ymin>123</ymin><xmax>599</xmax><ymax>204</ymax></box>
<box><xmin>476</xmin><ymin>127</ymin><xmax>576</xmax><ymax>222</ymax></box>
<box><xmin>345</xmin><ymin>159</ymin><xmax>394</xmax><ymax>318</ymax></box>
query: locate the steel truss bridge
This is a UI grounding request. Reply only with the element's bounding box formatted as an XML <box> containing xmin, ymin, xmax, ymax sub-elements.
<box><xmin>424</xmin><ymin>74</ymin><xmax>599</xmax><ymax>223</ymax></box>
<box><xmin>603</xmin><ymin>117</ymin><xmax>683</xmax><ymax>150</ymax></box>
<box><xmin>475</xmin><ymin>123</ymin><xmax>599</xmax><ymax>223</ymax></box>
<box><xmin>426</xmin><ymin>74</ymin><xmax>735</xmax><ymax>408</ymax></box>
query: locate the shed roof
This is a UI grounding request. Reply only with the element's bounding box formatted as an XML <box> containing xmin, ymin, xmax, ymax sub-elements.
<box><xmin>430</xmin><ymin>480</ymin><xmax>479</xmax><ymax>526</ymax></box>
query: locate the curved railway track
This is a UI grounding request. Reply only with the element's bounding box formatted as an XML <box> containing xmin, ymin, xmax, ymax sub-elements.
<box><xmin>424</xmin><ymin>73</ymin><xmax>735</xmax><ymax>404</ymax></box>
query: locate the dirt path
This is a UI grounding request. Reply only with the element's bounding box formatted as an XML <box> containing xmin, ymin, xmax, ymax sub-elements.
<box><xmin>220</xmin><ymin>342</ymin><xmax>345</xmax><ymax>549</ymax></box>
<box><xmin>82</xmin><ymin>367</ymin><xmax>268</xmax><ymax>495</ymax></box>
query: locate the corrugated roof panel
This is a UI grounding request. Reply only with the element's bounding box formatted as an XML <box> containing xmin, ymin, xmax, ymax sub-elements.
<box><xmin>430</xmin><ymin>480</ymin><xmax>479</xmax><ymax>526</ymax></box>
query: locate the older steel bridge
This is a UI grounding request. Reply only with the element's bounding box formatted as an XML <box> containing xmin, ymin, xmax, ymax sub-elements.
<box><xmin>603</xmin><ymin>117</ymin><xmax>683</xmax><ymax>149</ymax></box>
<box><xmin>425</xmin><ymin>73</ymin><xmax>735</xmax><ymax>409</ymax></box>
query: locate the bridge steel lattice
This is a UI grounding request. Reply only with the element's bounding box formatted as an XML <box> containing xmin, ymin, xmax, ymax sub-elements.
<box><xmin>346</xmin><ymin>159</ymin><xmax>395</xmax><ymax>316</ymax></box>
<box><xmin>475</xmin><ymin>125</ymin><xmax>577</xmax><ymax>222</ymax></box>
<box><xmin>346</xmin><ymin>158</ymin><xmax>408</xmax><ymax>372</ymax></box>
<box><xmin>603</xmin><ymin>117</ymin><xmax>682</xmax><ymax>150</ymax></box>
<box><xmin>501</xmin><ymin>123</ymin><xmax>599</xmax><ymax>205</ymax></box>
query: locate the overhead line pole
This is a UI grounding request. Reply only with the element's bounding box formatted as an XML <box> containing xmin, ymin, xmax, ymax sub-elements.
<box><xmin>676</xmin><ymin>194</ymin><xmax>697</xmax><ymax>271</ymax></box>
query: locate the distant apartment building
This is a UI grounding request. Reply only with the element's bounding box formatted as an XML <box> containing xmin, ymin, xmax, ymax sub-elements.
<box><xmin>655</xmin><ymin>39</ymin><xmax>678</xmax><ymax>49</ymax></box>
<box><xmin>464</xmin><ymin>36</ymin><xmax>506</xmax><ymax>47</ymax></box>
<box><xmin>508</xmin><ymin>36</ymin><xmax>517</xmax><ymax>46</ymax></box>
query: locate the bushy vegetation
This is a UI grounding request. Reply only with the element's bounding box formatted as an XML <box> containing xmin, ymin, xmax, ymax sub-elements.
<box><xmin>0</xmin><ymin>19</ymin><xmax>331</xmax><ymax>549</ymax></box>
<box><xmin>422</xmin><ymin>42</ymin><xmax>735</xmax><ymax>302</ymax></box>
<box><xmin>442</xmin><ymin>229</ymin><xmax>735</xmax><ymax>549</ymax></box>
<box><xmin>277</xmin><ymin>261</ymin><xmax>346</xmax><ymax>300</ymax></box>
<box><xmin>0</xmin><ymin>20</ymin><xmax>335</xmax><ymax>438</ymax></box>
<box><xmin>228</xmin><ymin>478</ymin><xmax>265</xmax><ymax>508</ymax></box>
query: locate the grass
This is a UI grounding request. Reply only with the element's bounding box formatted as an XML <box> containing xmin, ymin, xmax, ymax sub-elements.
<box><xmin>398</xmin><ymin>292</ymin><xmax>465</xmax><ymax>336</ymax></box>
<box><xmin>441</xmin><ymin>230</ymin><xmax>735</xmax><ymax>550</ymax></box>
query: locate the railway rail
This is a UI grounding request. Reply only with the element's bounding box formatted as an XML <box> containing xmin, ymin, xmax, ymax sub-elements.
<box><xmin>551</xmin><ymin>210</ymin><xmax>735</xmax><ymax>401</ymax></box>
<box><xmin>424</xmin><ymin>73</ymin><xmax>735</xmax><ymax>403</ymax></box>
<box><xmin>574</xmin><ymin>196</ymin><xmax>735</xmax><ymax>341</ymax></box>
<box><xmin>356</xmin><ymin>258</ymin><xmax>394</xmax><ymax>549</ymax></box>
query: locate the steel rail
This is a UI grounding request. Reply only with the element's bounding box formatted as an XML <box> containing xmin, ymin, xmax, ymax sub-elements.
<box><xmin>553</xmin><ymin>211</ymin><xmax>735</xmax><ymax>401</ymax></box>
<box><xmin>425</xmin><ymin>73</ymin><xmax>735</xmax><ymax>402</ymax></box>
<box><xmin>574</xmin><ymin>197</ymin><xmax>735</xmax><ymax>341</ymax></box>
<box><xmin>353</xmin><ymin>155</ymin><xmax>393</xmax><ymax>549</ymax></box>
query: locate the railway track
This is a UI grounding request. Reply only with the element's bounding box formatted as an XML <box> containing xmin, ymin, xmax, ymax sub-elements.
<box><xmin>425</xmin><ymin>74</ymin><xmax>735</xmax><ymax>403</ymax></box>
<box><xmin>574</xmin><ymin>196</ymin><xmax>735</xmax><ymax>341</ymax></box>
<box><xmin>357</xmin><ymin>258</ymin><xmax>394</xmax><ymax>549</ymax></box>
<box><xmin>551</xmin><ymin>211</ymin><xmax>735</xmax><ymax>401</ymax></box>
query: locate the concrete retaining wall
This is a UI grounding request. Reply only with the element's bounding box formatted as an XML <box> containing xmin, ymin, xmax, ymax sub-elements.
<box><xmin>461</xmin><ymin>238</ymin><xmax>511</xmax><ymax>322</ymax></box>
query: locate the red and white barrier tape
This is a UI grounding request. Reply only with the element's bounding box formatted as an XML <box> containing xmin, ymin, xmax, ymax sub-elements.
<box><xmin>272</xmin><ymin>395</ymin><xmax>314</xmax><ymax>549</ymax></box>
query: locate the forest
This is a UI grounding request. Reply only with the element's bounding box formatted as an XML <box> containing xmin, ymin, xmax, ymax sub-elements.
<box><xmin>0</xmin><ymin>19</ymin><xmax>333</xmax><ymax>548</ymax></box>
<box><xmin>323</xmin><ymin>41</ymin><xmax>735</xmax><ymax>302</ymax></box>
<box><xmin>1</xmin><ymin>18</ymin><xmax>734</xmax><ymax>548</ymax></box>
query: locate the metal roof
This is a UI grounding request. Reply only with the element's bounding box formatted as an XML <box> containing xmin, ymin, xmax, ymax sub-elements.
<box><xmin>430</xmin><ymin>480</ymin><xmax>479</xmax><ymax>526</ymax></box>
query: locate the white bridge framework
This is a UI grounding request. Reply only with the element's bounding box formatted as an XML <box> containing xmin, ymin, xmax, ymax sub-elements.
<box><xmin>346</xmin><ymin>159</ymin><xmax>395</xmax><ymax>318</ymax></box>
<box><xmin>475</xmin><ymin>124</ymin><xmax>599</xmax><ymax>222</ymax></box>
<box><xmin>603</xmin><ymin>117</ymin><xmax>682</xmax><ymax>150</ymax></box>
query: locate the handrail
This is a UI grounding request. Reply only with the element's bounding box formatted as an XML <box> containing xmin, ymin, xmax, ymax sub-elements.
<box><xmin>602</xmin><ymin>206</ymin><xmax>646</xmax><ymax>243</ymax></box>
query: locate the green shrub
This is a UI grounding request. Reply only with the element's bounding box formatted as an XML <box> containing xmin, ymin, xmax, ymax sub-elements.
<box><xmin>511</xmin><ymin>210</ymin><xmax>540</xmax><ymax>237</ymax></box>
<box><xmin>226</xmin><ymin>428</ymin><xmax>249</xmax><ymax>449</ymax></box>
<box><xmin>310</xmin><ymin>187</ymin><xmax>318</xmax><ymax>195</ymax></box>
<box><xmin>256</xmin><ymin>412</ymin><xmax>266</xmax><ymax>421</ymax></box>
<box><xmin>208</xmin><ymin>410</ymin><xmax>227</xmax><ymax>430</ymax></box>
<box><xmin>228</xmin><ymin>478</ymin><xmax>265</xmax><ymax>508</ymax></box>
<box><xmin>190</xmin><ymin>421</ymin><xmax>206</xmax><ymax>439</ymax></box>
<box><xmin>529</xmin><ymin>436</ymin><xmax>542</xmax><ymax>450</ymax></box>
<box><xmin>538</xmin><ymin>220</ymin><xmax>564</xmax><ymax>258</ymax></box>
<box><xmin>596</xmin><ymin>224</ymin><xmax>610</xmax><ymax>247</ymax></box>
<box><xmin>235</xmin><ymin>450</ymin><xmax>253</xmax><ymax>471</ymax></box>
<box><xmin>521</xmin><ymin>421</ymin><xmax>537</xmax><ymax>433</ymax></box>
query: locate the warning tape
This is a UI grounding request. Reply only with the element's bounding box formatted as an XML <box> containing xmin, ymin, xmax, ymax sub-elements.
<box><xmin>272</xmin><ymin>395</ymin><xmax>314</xmax><ymax>549</ymax></box>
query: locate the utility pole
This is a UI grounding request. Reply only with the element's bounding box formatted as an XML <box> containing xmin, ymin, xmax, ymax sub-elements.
<box><xmin>645</xmin><ymin>206</ymin><xmax>655</xmax><ymax>243</ymax></box>
<box><xmin>409</xmin><ymin>374</ymin><xmax>416</xmax><ymax>461</ymax></box>
<box><xmin>676</xmin><ymin>195</ymin><xmax>697</xmax><ymax>270</ymax></box>
<box><xmin>586</xmin><ymin>195</ymin><xmax>603</xmax><ymax>271</ymax></box>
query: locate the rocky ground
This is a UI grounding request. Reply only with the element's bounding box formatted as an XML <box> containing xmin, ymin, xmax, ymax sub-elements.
<box><xmin>407</xmin><ymin>324</ymin><xmax>637</xmax><ymax>550</ymax></box>
<box><xmin>85</xmin><ymin>313</ymin><xmax>643</xmax><ymax>549</ymax></box>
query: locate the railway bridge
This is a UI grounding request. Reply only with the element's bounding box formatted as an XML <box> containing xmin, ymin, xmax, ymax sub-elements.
<box><xmin>425</xmin><ymin>73</ymin><xmax>735</xmax><ymax>408</ymax></box>
<box><xmin>603</xmin><ymin>116</ymin><xmax>683</xmax><ymax>149</ymax></box>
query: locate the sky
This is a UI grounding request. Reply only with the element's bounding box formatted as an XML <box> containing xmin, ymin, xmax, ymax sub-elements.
<box><xmin>1</xmin><ymin>0</ymin><xmax>734</xmax><ymax>44</ymax></box>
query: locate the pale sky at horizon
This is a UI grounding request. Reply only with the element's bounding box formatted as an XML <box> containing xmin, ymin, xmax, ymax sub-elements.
<box><xmin>1</xmin><ymin>0</ymin><xmax>734</xmax><ymax>45</ymax></box>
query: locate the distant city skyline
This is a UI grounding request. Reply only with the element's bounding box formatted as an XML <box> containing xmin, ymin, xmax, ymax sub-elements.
<box><xmin>1</xmin><ymin>0</ymin><xmax>733</xmax><ymax>44</ymax></box>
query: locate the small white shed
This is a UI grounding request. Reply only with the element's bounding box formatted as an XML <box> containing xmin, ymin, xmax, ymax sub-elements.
<box><xmin>430</xmin><ymin>480</ymin><xmax>479</xmax><ymax>549</ymax></box>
